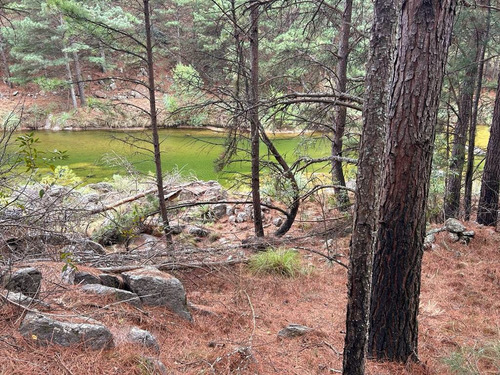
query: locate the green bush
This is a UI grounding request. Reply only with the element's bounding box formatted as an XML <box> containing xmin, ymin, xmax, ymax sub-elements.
<box><xmin>248</xmin><ymin>248</ymin><xmax>304</xmax><ymax>277</ymax></box>
<box><xmin>91</xmin><ymin>197</ymin><xmax>158</xmax><ymax>246</ymax></box>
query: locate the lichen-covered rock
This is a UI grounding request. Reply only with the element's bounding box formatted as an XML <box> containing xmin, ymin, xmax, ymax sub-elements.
<box><xmin>19</xmin><ymin>313</ymin><xmax>114</xmax><ymax>349</ymax></box>
<box><xmin>122</xmin><ymin>267</ymin><xmax>191</xmax><ymax>321</ymax></box>
<box><xmin>3</xmin><ymin>267</ymin><xmax>42</xmax><ymax>298</ymax></box>
<box><xmin>81</xmin><ymin>284</ymin><xmax>142</xmax><ymax>307</ymax></box>
<box><xmin>278</xmin><ymin>324</ymin><xmax>312</xmax><ymax>338</ymax></box>
<box><xmin>445</xmin><ymin>218</ymin><xmax>466</xmax><ymax>233</ymax></box>
<box><xmin>127</xmin><ymin>327</ymin><xmax>159</xmax><ymax>352</ymax></box>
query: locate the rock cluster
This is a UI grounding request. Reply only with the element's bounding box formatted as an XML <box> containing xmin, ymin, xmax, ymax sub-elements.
<box><xmin>2</xmin><ymin>265</ymin><xmax>190</xmax><ymax>357</ymax></box>
<box><xmin>424</xmin><ymin>218</ymin><xmax>475</xmax><ymax>250</ymax></box>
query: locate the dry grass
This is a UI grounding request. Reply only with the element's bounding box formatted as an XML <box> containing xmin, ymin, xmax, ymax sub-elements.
<box><xmin>1</xmin><ymin>222</ymin><xmax>499</xmax><ymax>374</ymax></box>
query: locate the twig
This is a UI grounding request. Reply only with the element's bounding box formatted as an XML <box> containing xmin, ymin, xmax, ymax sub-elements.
<box><xmin>323</xmin><ymin>340</ymin><xmax>341</xmax><ymax>356</ymax></box>
<box><xmin>55</xmin><ymin>354</ymin><xmax>74</xmax><ymax>375</ymax></box>
<box><xmin>243</xmin><ymin>290</ymin><xmax>256</xmax><ymax>346</ymax></box>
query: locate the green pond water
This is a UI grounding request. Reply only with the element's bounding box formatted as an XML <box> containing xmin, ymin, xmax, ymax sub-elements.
<box><xmin>23</xmin><ymin>124</ymin><xmax>491</xmax><ymax>185</ymax></box>
<box><xmin>28</xmin><ymin>129</ymin><xmax>332</xmax><ymax>184</ymax></box>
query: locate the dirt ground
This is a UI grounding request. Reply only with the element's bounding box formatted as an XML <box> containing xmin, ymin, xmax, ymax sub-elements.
<box><xmin>1</xmin><ymin>217</ymin><xmax>499</xmax><ymax>375</ymax></box>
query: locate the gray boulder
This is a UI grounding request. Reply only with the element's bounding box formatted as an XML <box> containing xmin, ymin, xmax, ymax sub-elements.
<box><xmin>81</xmin><ymin>284</ymin><xmax>142</xmax><ymax>307</ymax></box>
<box><xmin>3</xmin><ymin>267</ymin><xmax>42</xmax><ymax>298</ymax></box>
<box><xmin>99</xmin><ymin>273</ymin><xmax>123</xmax><ymax>288</ymax></box>
<box><xmin>122</xmin><ymin>267</ymin><xmax>191</xmax><ymax>321</ymax></box>
<box><xmin>212</xmin><ymin>204</ymin><xmax>227</xmax><ymax>220</ymax></box>
<box><xmin>278</xmin><ymin>324</ymin><xmax>312</xmax><ymax>338</ymax></box>
<box><xmin>2</xmin><ymin>290</ymin><xmax>50</xmax><ymax>308</ymax></box>
<box><xmin>74</xmin><ymin>271</ymin><xmax>101</xmax><ymax>285</ymax></box>
<box><xmin>445</xmin><ymin>218</ymin><xmax>466</xmax><ymax>233</ymax></box>
<box><xmin>127</xmin><ymin>327</ymin><xmax>159</xmax><ymax>352</ymax></box>
<box><xmin>19</xmin><ymin>313</ymin><xmax>114</xmax><ymax>349</ymax></box>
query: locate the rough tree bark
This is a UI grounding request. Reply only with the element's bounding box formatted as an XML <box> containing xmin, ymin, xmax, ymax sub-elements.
<box><xmin>249</xmin><ymin>0</ymin><xmax>264</xmax><ymax>237</ymax></box>
<box><xmin>331</xmin><ymin>0</ymin><xmax>353</xmax><ymax>209</ymax></box>
<box><xmin>342</xmin><ymin>0</ymin><xmax>396</xmax><ymax>372</ymax></box>
<box><xmin>464</xmin><ymin>2</ymin><xmax>491</xmax><ymax>220</ymax></box>
<box><xmin>477</xmin><ymin>71</ymin><xmax>500</xmax><ymax>226</ymax></box>
<box><xmin>368</xmin><ymin>0</ymin><xmax>457</xmax><ymax>362</ymax></box>
<box><xmin>143</xmin><ymin>0</ymin><xmax>172</xmax><ymax>243</ymax></box>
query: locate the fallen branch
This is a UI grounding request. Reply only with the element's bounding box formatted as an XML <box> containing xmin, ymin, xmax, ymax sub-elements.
<box><xmin>97</xmin><ymin>258</ymin><xmax>249</xmax><ymax>274</ymax></box>
<box><xmin>89</xmin><ymin>188</ymin><xmax>182</xmax><ymax>215</ymax></box>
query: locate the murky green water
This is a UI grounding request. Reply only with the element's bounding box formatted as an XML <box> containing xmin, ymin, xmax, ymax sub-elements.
<box><xmin>29</xmin><ymin>129</ymin><xmax>331</xmax><ymax>184</ymax></box>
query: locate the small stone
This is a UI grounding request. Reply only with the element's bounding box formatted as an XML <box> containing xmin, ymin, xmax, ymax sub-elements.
<box><xmin>228</xmin><ymin>215</ymin><xmax>236</xmax><ymax>224</ymax></box>
<box><xmin>445</xmin><ymin>218</ymin><xmax>466</xmax><ymax>233</ymax></box>
<box><xmin>127</xmin><ymin>327</ymin><xmax>159</xmax><ymax>352</ymax></box>
<box><xmin>272</xmin><ymin>217</ymin><xmax>283</xmax><ymax>227</ymax></box>
<box><xmin>236</xmin><ymin>212</ymin><xmax>249</xmax><ymax>223</ymax></box>
<box><xmin>188</xmin><ymin>226</ymin><xmax>210</xmax><ymax>238</ymax></box>
<box><xmin>278</xmin><ymin>324</ymin><xmax>312</xmax><ymax>338</ymax></box>
<box><xmin>448</xmin><ymin>232</ymin><xmax>460</xmax><ymax>243</ymax></box>
<box><xmin>139</xmin><ymin>357</ymin><xmax>168</xmax><ymax>375</ymax></box>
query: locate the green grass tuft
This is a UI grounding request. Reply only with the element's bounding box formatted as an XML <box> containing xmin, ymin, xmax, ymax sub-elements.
<box><xmin>248</xmin><ymin>248</ymin><xmax>304</xmax><ymax>277</ymax></box>
<box><xmin>443</xmin><ymin>340</ymin><xmax>500</xmax><ymax>374</ymax></box>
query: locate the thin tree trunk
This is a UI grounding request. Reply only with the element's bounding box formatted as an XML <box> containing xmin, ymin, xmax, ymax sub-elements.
<box><xmin>342</xmin><ymin>0</ymin><xmax>396</xmax><ymax>371</ymax></box>
<box><xmin>477</xmin><ymin>71</ymin><xmax>500</xmax><ymax>226</ymax></box>
<box><xmin>249</xmin><ymin>0</ymin><xmax>264</xmax><ymax>237</ymax></box>
<box><xmin>59</xmin><ymin>15</ymin><xmax>77</xmax><ymax>109</ymax></box>
<box><xmin>98</xmin><ymin>42</ymin><xmax>107</xmax><ymax>73</ymax></box>
<box><xmin>72</xmin><ymin>50</ymin><xmax>86</xmax><ymax>106</ymax></box>
<box><xmin>464</xmin><ymin>2</ymin><xmax>491</xmax><ymax>220</ymax></box>
<box><xmin>368</xmin><ymin>0</ymin><xmax>457</xmax><ymax>362</ymax></box>
<box><xmin>444</xmin><ymin>64</ymin><xmax>476</xmax><ymax>219</ymax></box>
<box><xmin>259</xmin><ymin>126</ymin><xmax>300</xmax><ymax>237</ymax></box>
<box><xmin>0</xmin><ymin>33</ymin><xmax>12</xmax><ymax>88</ymax></box>
<box><xmin>331</xmin><ymin>0</ymin><xmax>353</xmax><ymax>209</ymax></box>
<box><xmin>143</xmin><ymin>0</ymin><xmax>172</xmax><ymax>243</ymax></box>
<box><xmin>64</xmin><ymin>51</ymin><xmax>78</xmax><ymax>110</ymax></box>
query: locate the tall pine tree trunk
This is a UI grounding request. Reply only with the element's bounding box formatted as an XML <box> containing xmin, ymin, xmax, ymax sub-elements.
<box><xmin>342</xmin><ymin>0</ymin><xmax>396</xmax><ymax>371</ymax></box>
<box><xmin>331</xmin><ymin>0</ymin><xmax>352</xmax><ymax>209</ymax></box>
<box><xmin>143</xmin><ymin>0</ymin><xmax>172</xmax><ymax>243</ymax></box>
<box><xmin>368</xmin><ymin>0</ymin><xmax>457</xmax><ymax>362</ymax></box>
<box><xmin>477</xmin><ymin>71</ymin><xmax>500</xmax><ymax>226</ymax></box>
<box><xmin>249</xmin><ymin>0</ymin><xmax>264</xmax><ymax>237</ymax></box>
